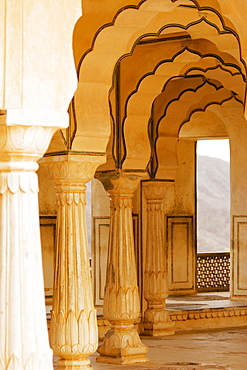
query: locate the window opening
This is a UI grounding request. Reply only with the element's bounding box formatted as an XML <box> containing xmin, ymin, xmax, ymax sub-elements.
<box><xmin>196</xmin><ymin>139</ymin><xmax>230</xmax><ymax>292</ymax></box>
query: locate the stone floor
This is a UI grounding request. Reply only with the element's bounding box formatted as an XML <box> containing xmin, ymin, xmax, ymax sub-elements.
<box><xmin>166</xmin><ymin>292</ymin><xmax>247</xmax><ymax>310</ymax></box>
<box><xmin>52</xmin><ymin>293</ymin><xmax>247</xmax><ymax>369</ymax></box>
<box><xmin>53</xmin><ymin>327</ymin><xmax>247</xmax><ymax>369</ymax></box>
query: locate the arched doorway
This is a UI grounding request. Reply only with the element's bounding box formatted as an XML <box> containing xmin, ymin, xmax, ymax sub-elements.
<box><xmin>196</xmin><ymin>139</ymin><xmax>230</xmax><ymax>292</ymax></box>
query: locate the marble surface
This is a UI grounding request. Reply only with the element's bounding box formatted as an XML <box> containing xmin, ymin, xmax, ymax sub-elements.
<box><xmin>53</xmin><ymin>293</ymin><xmax>247</xmax><ymax>369</ymax></box>
<box><xmin>53</xmin><ymin>327</ymin><xmax>247</xmax><ymax>369</ymax></box>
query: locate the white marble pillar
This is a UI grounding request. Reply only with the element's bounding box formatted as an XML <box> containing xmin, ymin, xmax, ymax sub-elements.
<box><xmin>96</xmin><ymin>174</ymin><xmax>148</xmax><ymax>365</ymax></box>
<box><xmin>143</xmin><ymin>181</ymin><xmax>174</xmax><ymax>336</ymax></box>
<box><xmin>43</xmin><ymin>155</ymin><xmax>104</xmax><ymax>370</ymax></box>
<box><xmin>0</xmin><ymin>124</ymin><xmax>57</xmax><ymax>370</ymax></box>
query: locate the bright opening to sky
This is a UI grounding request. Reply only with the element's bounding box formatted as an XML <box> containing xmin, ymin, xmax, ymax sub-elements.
<box><xmin>197</xmin><ymin>139</ymin><xmax>230</xmax><ymax>162</ymax></box>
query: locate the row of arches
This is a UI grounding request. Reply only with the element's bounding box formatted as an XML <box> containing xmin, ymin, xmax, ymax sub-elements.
<box><xmin>41</xmin><ymin>0</ymin><xmax>247</xmax><ymax>367</ymax></box>
<box><xmin>66</xmin><ymin>0</ymin><xmax>247</xmax><ymax>156</ymax></box>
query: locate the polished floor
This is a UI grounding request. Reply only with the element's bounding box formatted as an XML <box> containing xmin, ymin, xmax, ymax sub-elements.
<box><xmin>53</xmin><ymin>293</ymin><xmax>247</xmax><ymax>369</ymax></box>
<box><xmin>54</xmin><ymin>327</ymin><xmax>247</xmax><ymax>369</ymax></box>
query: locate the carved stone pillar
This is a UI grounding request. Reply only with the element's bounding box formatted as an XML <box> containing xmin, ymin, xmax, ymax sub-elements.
<box><xmin>42</xmin><ymin>154</ymin><xmax>104</xmax><ymax>370</ymax></box>
<box><xmin>143</xmin><ymin>181</ymin><xmax>175</xmax><ymax>336</ymax></box>
<box><xmin>0</xmin><ymin>124</ymin><xmax>58</xmax><ymax>370</ymax></box>
<box><xmin>96</xmin><ymin>173</ymin><xmax>148</xmax><ymax>365</ymax></box>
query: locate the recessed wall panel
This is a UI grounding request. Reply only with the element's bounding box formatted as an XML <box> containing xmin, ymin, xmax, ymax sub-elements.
<box><xmin>167</xmin><ymin>216</ymin><xmax>195</xmax><ymax>293</ymax></box>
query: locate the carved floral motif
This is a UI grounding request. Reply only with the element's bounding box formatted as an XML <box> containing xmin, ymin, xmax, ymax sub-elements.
<box><xmin>45</xmin><ymin>155</ymin><xmax>105</xmax><ymax>185</ymax></box>
<box><xmin>0</xmin><ymin>354</ymin><xmax>52</xmax><ymax>370</ymax></box>
<box><xmin>47</xmin><ymin>155</ymin><xmax>101</xmax><ymax>369</ymax></box>
<box><xmin>0</xmin><ymin>125</ymin><xmax>57</xmax><ymax>156</ymax></box>
<box><xmin>0</xmin><ymin>172</ymin><xmax>38</xmax><ymax>194</ymax></box>
<box><xmin>97</xmin><ymin>173</ymin><xmax>148</xmax><ymax>364</ymax></box>
<box><xmin>51</xmin><ymin>309</ymin><xmax>98</xmax><ymax>357</ymax></box>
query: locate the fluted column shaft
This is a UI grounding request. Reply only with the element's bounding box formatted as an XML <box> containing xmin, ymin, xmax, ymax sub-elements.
<box><xmin>0</xmin><ymin>125</ymin><xmax>57</xmax><ymax>370</ymax></box>
<box><xmin>97</xmin><ymin>174</ymin><xmax>148</xmax><ymax>365</ymax></box>
<box><xmin>143</xmin><ymin>181</ymin><xmax>174</xmax><ymax>336</ymax></box>
<box><xmin>43</xmin><ymin>156</ymin><xmax>104</xmax><ymax>370</ymax></box>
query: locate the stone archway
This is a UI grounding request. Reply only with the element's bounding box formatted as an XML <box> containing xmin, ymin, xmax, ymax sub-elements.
<box><xmin>72</xmin><ymin>0</ymin><xmax>247</xmax><ymax>156</ymax></box>
<box><xmin>43</xmin><ymin>1</ymin><xmax>247</xmax><ymax>367</ymax></box>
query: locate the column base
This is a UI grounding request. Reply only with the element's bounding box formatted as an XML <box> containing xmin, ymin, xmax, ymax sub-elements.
<box><xmin>96</xmin><ymin>353</ymin><xmax>148</xmax><ymax>365</ymax></box>
<box><xmin>57</xmin><ymin>358</ymin><xmax>92</xmax><ymax>370</ymax></box>
<box><xmin>143</xmin><ymin>308</ymin><xmax>175</xmax><ymax>336</ymax></box>
<box><xmin>143</xmin><ymin>320</ymin><xmax>175</xmax><ymax>336</ymax></box>
<box><xmin>97</xmin><ymin>325</ymin><xmax>149</xmax><ymax>364</ymax></box>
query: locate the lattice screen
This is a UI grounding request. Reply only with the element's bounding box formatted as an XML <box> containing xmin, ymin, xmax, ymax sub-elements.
<box><xmin>197</xmin><ymin>253</ymin><xmax>230</xmax><ymax>292</ymax></box>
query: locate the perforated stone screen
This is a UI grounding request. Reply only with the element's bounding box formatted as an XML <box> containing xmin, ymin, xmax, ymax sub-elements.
<box><xmin>197</xmin><ymin>253</ymin><xmax>230</xmax><ymax>292</ymax></box>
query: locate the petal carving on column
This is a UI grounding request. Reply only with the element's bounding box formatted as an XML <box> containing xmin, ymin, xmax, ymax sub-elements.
<box><xmin>65</xmin><ymin>310</ymin><xmax>79</xmax><ymax>346</ymax></box>
<box><xmin>78</xmin><ymin>310</ymin><xmax>89</xmax><ymax>347</ymax></box>
<box><xmin>6</xmin><ymin>355</ymin><xmax>22</xmax><ymax>370</ymax></box>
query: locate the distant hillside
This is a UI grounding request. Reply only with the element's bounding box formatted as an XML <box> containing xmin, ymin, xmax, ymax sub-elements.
<box><xmin>197</xmin><ymin>155</ymin><xmax>230</xmax><ymax>253</ymax></box>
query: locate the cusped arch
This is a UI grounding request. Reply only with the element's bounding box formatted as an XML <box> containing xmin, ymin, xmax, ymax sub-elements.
<box><xmin>122</xmin><ymin>45</ymin><xmax>242</xmax><ymax>170</ymax></box>
<box><xmin>157</xmin><ymin>73</ymin><xmax>243</xmax><ymax>138</ymax></box>
<box><xmin>73</xmin><ymin>0</ymin><xmax>246</xmax><ymax>155</ymax></box>
<box><xmin>177</xmin><ymin>0</ymin><xmax>247</xmax><ymax>55</ymax></box>
<box><xmin>74</xmin><ymin>0</ymin><xmax>247</xmax><ymax>69</ymax></box>
<box><xmin>152</xmin><ymin>81</ymin><xmax>232</xmax><ymax>177</ymax></box>
<box><xmin>155</xmin><ymin>92</ymin><xmax>243</xmax><ymax>178</ymax></box>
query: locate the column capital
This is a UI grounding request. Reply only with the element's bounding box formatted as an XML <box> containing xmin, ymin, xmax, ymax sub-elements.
<box><xmin>0</xmin><ymin>123</ymin><xmax>58</xmax><ymax>168</ymax></box>
<box><xmin>143</xmin><ymin>180</ymin><xmax>174</xmax><ymax>201</ymax></box>
<box><xmin>96</xmin><ymin>170</ymin><xmax>147</xmax><ymax>195</ymax></box>
<box><xmin>40</xmin><ymin>153</ymin><xmax>106</xmax><ymax>185</ymax></box>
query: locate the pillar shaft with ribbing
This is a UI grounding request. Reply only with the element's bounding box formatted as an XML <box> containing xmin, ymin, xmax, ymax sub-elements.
<box><xmin>0</xmin><ymin>125</ymin><xmax>57</xmax><ymax>370</ymax></box>
<box><xmin>143</xmin><ymin>181</ymin><xmax>174</xmax><ymax>336</ymax></box>
<box><xmin>43</xmin><ymin>155</ymin><xmax>105</xmax><ymax>370</ymax></box>
<box><xmin>97</xmin><ymin>174</ymin><xmax>148</xmax><ymax>365</ymax></box>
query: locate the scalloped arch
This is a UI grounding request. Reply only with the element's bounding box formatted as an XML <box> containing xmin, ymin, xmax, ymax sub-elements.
<box><xmin>157</xmin><ymin>67</ymin><xmax>243</xmax><ymax>136</ymax></box>
<box><xmin>122</xmin><ymin>44</ymin><xmax>242</xmax><ymax>170</ymax></box>
<box><xmin>155</xmin><ymin>92</ymin><xmax>243</xmax><ymax>178</ymax></box>
<box><xmin>75</xmin><ymin>0</ymin><xmax>247</xmax><ymax>69</ymax></box>
<box><xmin>73</xmin><ymin>0</ymin><xmax>246</xmax><ymax>154</ymax></box>
<box><xmin>150</xmin><ymin>79</ymin><xmax>225</xmax><ymax>177</ymax></box>
<box><xmin>153</xmin><ymin>83</ymin><xmax>232</xmax><ymax>176</ymax></box>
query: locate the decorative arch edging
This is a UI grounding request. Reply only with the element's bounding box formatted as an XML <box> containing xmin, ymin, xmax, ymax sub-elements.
<box><xmin>73</xmin><ymin>0</ymin><xmax>247</xmax><ymax>155</ymax></box>
<box><xmin>121</xmin><ymin>44</ymin><xmax>243</xmax><ymax>170</ymax></box>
